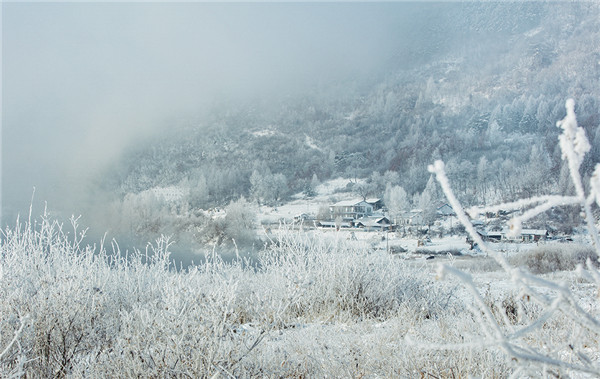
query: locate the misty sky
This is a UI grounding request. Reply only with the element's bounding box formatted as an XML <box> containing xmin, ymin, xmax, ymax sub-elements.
<box><xmin>3</xmin><ymin>2</ymin><xmax>447</xmax><ymax>221</ymax></box>
<box><xmin>2</xmin><ymin>3</ymin><xmax>412</xmax><ymax>220</ymax></box>
<box><xmin>2</xmin><ymin>1</ymin><xmax>492</xmax><ymax>225</ymax></box>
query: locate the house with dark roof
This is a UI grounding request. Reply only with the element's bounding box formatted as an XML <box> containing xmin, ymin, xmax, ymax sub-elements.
<box><xmin>365</xmin><ymin>198</ymin><xmax>384</xmax><ymax>211</ymax></box>
<box><xmin>436</xmin><ymin>203</ymin><xmax>455</xmax><ymax>217</ymax></box>
<box><xmin>473</xmin><ymin>228</ymin><xmax>548</xmax><ymax>243</ymax></box>
<box><xmin>355</xmin><ymin>216</ymin><xmax>392</xmax><ymax>231</ymax></box>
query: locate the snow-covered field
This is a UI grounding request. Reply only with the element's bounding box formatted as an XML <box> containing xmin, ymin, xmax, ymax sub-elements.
<box><xmin>2</xmin><ymin>214</ymin><xmax>599</xmax><ymax>377</ymax></box>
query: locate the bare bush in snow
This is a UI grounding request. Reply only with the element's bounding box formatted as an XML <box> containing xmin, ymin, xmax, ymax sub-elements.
<box><xmin>510</xmin><ymin>243</ymin><xmax>598</xmax><ymax>274</ymax></box>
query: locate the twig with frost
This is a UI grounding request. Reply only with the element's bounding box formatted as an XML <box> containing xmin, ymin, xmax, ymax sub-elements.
<box><xmin>0</xmin><ymin>315</ymin><xmax>29</xmax><ymax>362</ymax></box>
<box><xmin>417</xmin><ymin>265</ymin><xmax>600</xmax><ymax>375</ymax></box>
<box><xmin>462</xmin><ymin>100</ymin><xmax>600</xmax><ymax>247</ymax></box>
<box><xmin>466</xmin><ymin>195</ymin><xmax>581</xmax><ymax>219</ymax></box>
<box><xmin>556</xmin><ymin>99</ymin><xmax>600</xmax><ymax>252</ymax></box>
<box><xmin>428</xmin><ymin>160</ymin><xmax>509</xmax><ymax>267</ymax></box>
<box><xmin>425</xmin><ymin>99</ymin><xmax>600</xmax><ymax>375</ymax></box>
<box><xmin>0</xmin><ymin>314</ymin><xmax>30</xmax><ymax>378</ymax></box>
<box><xmin>467</xmin><ymin>195</ymin><xmax>582</xmax><ymax>238</ymax></box>
<box><xmin>432</xmin><ymin>156</ymin><xmax>598</xmax><ymax>324</ymax></box>
<box><xmin>436</xmin><ymin>265</ymin><xmax>504</xmax><ymax>340</ymax></box>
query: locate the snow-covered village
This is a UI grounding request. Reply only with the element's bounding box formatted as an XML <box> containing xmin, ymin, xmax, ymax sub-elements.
<box><xmin>124</xmin><ymin>174</ymin><xmax>578</xmax><ymax>260</ymax></box>
<box><xmin>2</xmin><ymin>2</ymin><xmax>600</xmax><ymax>378</ymax></box>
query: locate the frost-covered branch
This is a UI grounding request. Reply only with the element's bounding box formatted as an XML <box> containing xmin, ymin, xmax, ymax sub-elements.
<box><xmin>466</xmin><ymin>195</ymin><xmax>581</xmax><ymax>219</ymax></box>
<box><xmin>557</xmin><ymin>99</ymin><xmax>590</xmax><ymax>197</ymax></box>
<box><xmin>428</xmin><ymin>161</ymin><xmax>509</xmax><ymax>267</ymax></box>
<box><xmin>508</xmin><ymin>198</ymin><xmax>573</xmax><ymax>237</ymax></box>
<box><xmin>556</xmin><ymin>99</ymin><xmax>600</xmax><ymax>253</ymax></box>
<box><xmin>427</xmin><ymin>99</ymin><xmax>600</xmax><ymax>376</ymax></box>
<box><xmin>0</xmin><ymin>315</ymin><xmax>29</xmax><ymax>362</ymax></box>
<box><xmin>0</xmin><ymin>314</ymin><xmax>30</xmax><ymax>379</ymax></box>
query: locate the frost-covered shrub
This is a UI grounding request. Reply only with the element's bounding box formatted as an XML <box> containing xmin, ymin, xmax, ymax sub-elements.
<box><xmin>2</xmin><ymin>211</ymin><xmax>471</xmax><ymax>377</ymax></box>
<box><xmin>481</xmin><ymin>286</ymin><xmax>543</xmax><ymax>327</ymax></box>
<box><xmin>258</xmin><ymin>230</ymin><xmax>456</xmax><ymax>322</ymax></box>
<box><xmin>199</xmin><ymin>196</ymin><xmax>259</xmax><ymax>248</ymax></box>
<box><xmin>245</xmin><ymin>317</ymin><xmax>510</xmax><ymax>378</ymax></box>
<box><xmin>0</xmin><ymin>214</ymin><xmax>124</xmax><ymax>377</ymax></box>
<box><xmin>510</xmin><ymin>243</ymin><xmax>598</xmax><ymax>274</ymax></box>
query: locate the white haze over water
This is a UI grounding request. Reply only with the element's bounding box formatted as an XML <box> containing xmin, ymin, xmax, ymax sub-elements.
<box><xmin>2</xmin><ymin>2</ymin><xmax>427</xmax><ymax>222</ymax></box>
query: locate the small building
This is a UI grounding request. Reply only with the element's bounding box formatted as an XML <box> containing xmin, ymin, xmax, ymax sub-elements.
<box><xmin>520</xmin><ymin>229</ymin><xmax>548</xmax><ymax>243</ymax></box>
<box><xmin>437</xmin><ymin>204</ymin><xmax>455</xmax><ymax>217</ymax></box>
<box><xmin>317</xmin><ymin>221</ymin><xmax>352</xmax><ymax>229</ymax></box>
<box><xmin>471</xmin><ymin>219</ymin><xmax>485</xmax><ymax>227</ymax></box>
<box><xmin>365</xmin><ymin>198</ymin><xmax>385</xmax><ymax>211</ymax></box>
<box><xmin>400</xmin><ymin>209</ymin><xmax>424</xmax><ymax>226</ymax></box>
<box><xmin>475</xmin><ymin>228</ymin><xmax>548</xmax><ymax>243</ymax></box>
<box><xmin>477</xmin><ymin>229</ymin><xmax>504</xmax><ymax>242</ymax></box>
<box><xmin>502</xmin><ymin>229</ymin><xmax>548</xmax><ymax>243</ymax></box>
<box><xmin>330</xmin><ymin>199</ymin><xmax>374</xmax><ymax>221</ymax></box>
<box><xmin>355</xmin><ymin>216</ymin><xmax>392</xmax><ymax>231</ymax></box>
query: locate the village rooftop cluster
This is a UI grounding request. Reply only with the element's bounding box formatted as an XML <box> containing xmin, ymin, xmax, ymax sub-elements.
<box><xmin>294</xmin><ymin>197</ymin><xmax>552</xmax><ymax>246</ymax></box>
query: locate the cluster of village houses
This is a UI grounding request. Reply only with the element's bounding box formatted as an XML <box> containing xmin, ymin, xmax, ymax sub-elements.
<box><xmin>146</xmin><ymin>185</ymin><xmax>549</xmax><ymax>244</ymax></box>
<box><xmin>314</xmin><ymin>198</ymin><xmax>390</xmax><ymax>231</ymax></box>
<box><xmin>294</xmin><ymin>198</ymin><xmax>452</xmax><ymax>231</ymax></box>
<box><xmin>296</xmin><ymin>198</ymin><xmax>548</xmax><ymax>244</ymax></box>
